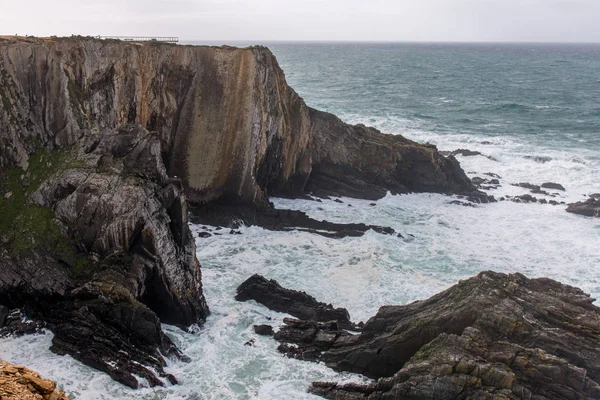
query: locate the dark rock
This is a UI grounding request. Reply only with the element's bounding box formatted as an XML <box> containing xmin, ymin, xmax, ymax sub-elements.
<box><xmin>244</xmin><ymin>339</ymin><xmax>256</xmax><ymax>347</ymax></box>
<box><xmin>513</xmin><ymin>182</ymin><xmax>541</xmax><ymax>191</ymax></box>
<box><xmin>590</xmin><ymin>193</ymin><xmax>600</xmax><ymax>199</ymax></box>
<box><xmin>441</xmin><ymin>149</ymin><xmax>498</xmax><ymax>162</ymax></box>
<box><xmin>449</xmin><ymin>200</ymin><xmax>477</xmax><ymax>208</ymax></box>
<box><xmin>253</xmin><ymin>324</ymin><xmax>275</xmax><ymax>336</ymax></box>
<box><xmin>513</xmin><ymin>194</ymin><xmax>537</xmax><ymax>203</ymax></box>
<box><xmin>0</xmin><ymin>309</ymin><xmax>44</xmax><ymax>337</ymax></box>
<box><xmin>369</xmin><ymin>203</ymin><xmax>376</xmax><ymax>206</ymax></box>
<box><xmin>567</xmin><ymin>197</ymin><xmax>600</xmax><ymax>218</ymax></box>
<box><xmin>236</xmin><ymin>275</ymin><xmax>356</xmax><ymax>330</ymax></box>
<box><xmin>539</xmin><ymin>198</ymin><xmax>548</xmax><ymax>204</ymax></box>
<box><xmin>0</xmin><ymin>306</ymin><xmax>8</xmax><ymax>328</ymax></box>
<box><xmin>334</xmin><ymin>199</ymin><xmax>344</xmax><ymax>204</ymax></box>
<box><xmin>524</xmin><ymin>155</ymin><xmax>552</xmax><ymax>163</ymax></box>
<box><xmin>0</xmin><ymin>125</ymin><xmax>209</xmax><ymax>388</ymax></box>
<box><xmin>269</xmin><ymin>272</ymin><xmax>600</xmax><ymax>399</ymax></box>
<box><xmin>541</xmin><ymin>182</ymin><xmax>566</xmax><ymax>191</ymax></box>
<box><xmin>229</xmin><ymin>229</ymin><xmax>242</xmax><ymax>235</ymax></box>
<box><xmin>190</xmin><ymin>204</ymin><xmax>396</xmax><ymax>239</ymax></box>
<box><xmin>197</xmin><ymin>232</ymin><xmax>212</xmax><ymax>238</ymax></box>
<box><xmin>484</xmin><ymin>172</ymin><xmax>502</xmax><ymax>179</ymax></box>
<box><xmin>549</xmin><ymin>200</ymin><xmax>560</xmax><ymax>206</ymax></box>
<box><xmin>489</xmin><ymin>179</ymin><xmax>500</xmax><ymax>185</ymax></box>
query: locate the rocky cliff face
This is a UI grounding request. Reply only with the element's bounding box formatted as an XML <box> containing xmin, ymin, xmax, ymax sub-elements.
<box><xmin>0</xmin><ymin>36</ymin><xmax>483</xmax><ymax>207</ymax></box>
<box><xmin>0</xmin><ymin>36</ymin><xmax>483</xmax><ymax>388</ymax></box>
<box><xmin>0</xmin><ymin>360</ymin><xmax>70</xmax><ymax>400</ymax></box>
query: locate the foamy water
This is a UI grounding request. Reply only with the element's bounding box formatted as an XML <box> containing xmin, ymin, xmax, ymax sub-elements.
<box><xmin>1</xmin><ymin>43</ymin><xmax>600</xmax><ymax>399</ymax></box>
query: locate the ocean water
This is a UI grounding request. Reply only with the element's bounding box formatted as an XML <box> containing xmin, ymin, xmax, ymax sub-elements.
<box><xmin>2</xmin><ymin>43</ymin><xmax>600</xmax><ymax>399</ymax></box>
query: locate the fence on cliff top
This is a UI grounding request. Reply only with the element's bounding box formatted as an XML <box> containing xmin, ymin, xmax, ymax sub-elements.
<box><xmin>98</xmin><ymin>36</ymin><xmax>178</xmax><ymax>43</ymax></box>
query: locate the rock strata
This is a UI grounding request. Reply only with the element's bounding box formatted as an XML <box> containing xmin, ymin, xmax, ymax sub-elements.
<box><xmin>0</xmin><ymin>125</ymin><xmax>209</xmax><ymax>387</ymax></box>
<box><xmin>236</xmin><ymin>275</ymin><xmax>356</xmax><ymax>330</ymax></box>
<box><xmin>0</xmin><ymin>360</ymin><xmax>70</xmax><ymax>400</ymax></box>
<box><xmin>265</xmin><ymin>272</ymin><xmax>600</xmax><ymax>399</ymax></box>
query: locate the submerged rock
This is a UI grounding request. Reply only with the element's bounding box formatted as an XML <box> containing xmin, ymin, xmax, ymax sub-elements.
<box><xmin>236</xmin><ymin>275</ymin><xmax>356</xmax><ymax>330</ymax></box>
<box><xmin>567</xmin><ymin>197</ymin><xmax>600</xmax><ymax>218</ymax></box>
<box><xmin>0</xmin><ymin>360</ymin><xmax>70</xmax><ymax>400</ymax></box>
<box><xmin>541</xmin><ymin>182</ymin><xmax>566</xmax><ymax>191</ymax></box>
<box><xmin>265</xmin><ymin>272</ymin><xmax>600</xmax><ymax>399</ymax></box>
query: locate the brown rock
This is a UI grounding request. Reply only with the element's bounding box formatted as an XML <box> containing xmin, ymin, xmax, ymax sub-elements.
<box><xmin>0</xmin><ymin>360</ymin><xmax>70</xmax><ymax>400</ymax></box>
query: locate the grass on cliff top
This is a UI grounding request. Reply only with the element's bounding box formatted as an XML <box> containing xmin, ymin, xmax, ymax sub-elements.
<box><xmin>0</xmin><ymin>149</ymin><xmax>93</xmax><ymax>280</ymax></box>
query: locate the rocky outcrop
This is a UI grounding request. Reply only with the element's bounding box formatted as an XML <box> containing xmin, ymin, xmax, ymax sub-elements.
<box><xmin>0</xmin><ymin>360</ymin><xmax>70</xmax><ymax>400</ymax></box>
<box><xmin>0</xmin><ymin>36</ymin><xmax>483</xmax><ymax>207</ymax></box>
<box><xmin>265</xmin><ymin>272</ymin><xmax>600</xmax><ymax>399</ymax></box>
<box><xmin>190</xmin><ymin>204</ymin><xmax>396</xmax><ymax>239</ymax></box>
<box><xmin>0</xmin><ymin>35</ymin><xmax>485</xmax><ymax>388</ymax></box>
<box><xmin>236</xmin><ymin>275</ymin><xmax>356</xmax><ymax>330</ymax></box>
<box><xmin>0</xmin><ymin>125</ymin><xmax>208</xmax><ymax>387</ymax></box>
<box><xmin>567</xmin><ymin>195</ymin><xmax>600</xmax><ymax>218</ymax></box>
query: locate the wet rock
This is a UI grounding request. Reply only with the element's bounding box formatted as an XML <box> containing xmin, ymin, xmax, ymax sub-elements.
<box><xmin>513</xmin><ymin>194</ymin><xmax>537</xmax><ymax>203</ymax></box>
<box><xmin>448</xmin><ymin>200</ymin><xmax>477</xmax><ymax>208</ymax></box>
<box><xmin>524</xmin><ymin>155</ymin><xmax>552</xmax><ymax>163</ymax></box>
<box><xmin>541</xmin><ymin>182</ymin><xmax>566</xmax><ymax>191</ymax></box>
<box><xmin>236</xmin><ymin>275</ymin><xmax>356</xmax><ymax>330</ymax></box>
<box><xmin>0</xmin><ymin>126</ymin><xmax>209</xmax><ymax>388</ymax></box>
<box><xmin>440</xmin><ymin>148</ymin><xmax>498</xmax><ymax>162</ymax></box>
<box><xmin>268</xmin><ymin>272</ymin><xmax>600</xmax><ymax>399</ymax></box>
<box><xmin>190</xmin><ymin>204</ymin><xmax>396</xmax><ymax>239</ymax></box>
<box><xmin>253</xmin><ymin>324</ymin><xmax>275</xmax><ymax>336</ymax></box>
<box><xmin>567</xmin><ymin>197</ymin><xmax>600</xmax><ymax>218</ymax></box>
<box><xmin>0</xmin><ymin>309</ymin><xmax>44</xmax><ymax>337</ymax></box>
<box><xmin>229</xmin><ymin>229</ymin><xmax>242</xmax><ymax>235</ymax></box>
<box><xmin>484</xmin><ymin>172</ymin><xmax>502</xmax><ymax>179</ymax></box>
<box><xmin>513</xmin><ymin>182</ymin><xmax>541</xmax><ymax>191</ymax></box>
<box><xmin>334</xmin><ymin>199</ymin><xmax>344</xmax><ymax>204</ymax></box>
<box><xmin>244</xmin><ymin>339</ymin><xmax>256</xmax><ymax>347</ymax></box>
<box><xmin>369</xmin><ymin>203</ymin><xmax>376</xmax><ymax>206</ymax></box>
<box><xmin>197</xmin><ymin>232</ymin><xmax>212</xmax><ymax>238</ymax></box>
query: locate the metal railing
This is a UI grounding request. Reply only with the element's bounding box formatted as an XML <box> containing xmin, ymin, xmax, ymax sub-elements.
<box><xmin>98</xmin><ymin>36</ymin><xmax>178</xmax><ymax>43</ymax></box>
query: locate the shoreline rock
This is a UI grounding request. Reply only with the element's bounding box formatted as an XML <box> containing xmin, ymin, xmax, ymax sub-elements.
<box><xmin>261</xmin><ymin>272</ymin><xmax>600</xmax><ymax>399</ymax></box>
<box><xmin>567</xmin><ymin>196</ymin><xmax>600</xmax><ymax>218</ymax></box>
<box><xmin>236</xmin><ymin>275</ymin><xmax>358</xmax><ymax>331</ymax></box>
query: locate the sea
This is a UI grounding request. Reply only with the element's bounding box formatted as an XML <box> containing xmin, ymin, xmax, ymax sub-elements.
<box><xmin>1</xmin><ymin>42</ymin><xmax>599</xmax><ymax>399</ymax></box>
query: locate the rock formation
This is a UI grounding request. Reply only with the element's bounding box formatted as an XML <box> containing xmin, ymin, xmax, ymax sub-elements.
<box><xmin>0</xmin><ymin>35</ymin><xmax>485</xmax><ymax>388</ymax></box>
<box><xmin>257</xmin><ymin>272</ymin><xmax>600</xmax><ymax>399</ymax></box>
<box><xmin>0</xmin><ymin>36</ymin><xmax>484</xmax><ymax>206</ymax></box>
<box><xmin>236</xmin><ymin>275</ymin><xmax>356</xmax><ymax>330</ymax></box>
<box><xmin>0</xmin><ymin>124</ymin><xmax>209</xmax><ymax>387</ymax></box>
<box><xmin>0</xmin><ymin>360</ymin><xmax>70</xmax><ymax>400</ymax></box>
<box><xmin>567</xmin><ymin>195</ymin><xmax>600</xmax><ymax>218</ymax></box>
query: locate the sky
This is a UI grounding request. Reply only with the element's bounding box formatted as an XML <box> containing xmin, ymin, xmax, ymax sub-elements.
<box><xmin>2</xmin><ymin>0</ymin><xmax>600</xmax><ymax>43</ymax></box>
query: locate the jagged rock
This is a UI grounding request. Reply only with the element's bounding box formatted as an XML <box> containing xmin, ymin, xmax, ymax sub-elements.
<box><xmin>0</xmin><ymin>125</ymin><xmax>209</xmax><ymax>388</ymax></box>
<box><xmin>567</xmin><ymin>197</ymin><xmax>600</xmax><ymax>218</ymax></box>
<box><xmin>253</xmin><ymin>324</ymin><xmax>275</xmax><ymax>336</ymax></box>
<box><xmin>236</xmin><ymin>275</ymin><xmax>356</xmax><ymax>330</ymax></box>
<box><xmin>0</xmin><ymin>360</ymin><xmax>70</xmax><ymax>400</ymax></box>
<box><xmin>190</xmin><ymin>204</ymin><xmax>396</xmax><ymax>239</ymax></box>
<box><xmin>440</xmin><ymin>148</ymin><xmax>498</xmax><ymax>162</ymax></box>
<box><xmin>541</xmin><ymin>182</ymin><xmax>566</xmax><ymax>191</ymax></box>
<box><xmin>266</xmin><ymin>272</ymin><xmax>600</xmax><ymax>399</ymax></box>
<box><xmin>0</xmin><ymin>309</ymin><xmax>44</xmax><ymax>337</ymax></box>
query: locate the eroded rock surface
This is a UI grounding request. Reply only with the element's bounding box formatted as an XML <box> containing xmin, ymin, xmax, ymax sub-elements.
<box><xmin>0</xmin><ymin>36</ymin><xmax>483</xmax><ymax>206</ymax></box>
<box><xmin>0</xmin><ymin>360</ymin><xmax>70</xmax><ymax>400</ymax></box>
<box><xmin>266</xmin><ymin>272</ymin><xmax>600</xmax><ymax>399</ymax></box>
<box><xmin>0</xmin><ymin>125</ymin><xmax>208</xmax><ymax>387</ymax></box>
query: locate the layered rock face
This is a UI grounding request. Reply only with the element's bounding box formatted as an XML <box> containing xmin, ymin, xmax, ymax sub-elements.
<box><xmin>0</xmin><ymin>36</ymin><xmax>482</xmax><ymax>207</ymax></box>
<box><xmin>0</xmin><ymin>36</ymin><xmax>483</xmax><ymax>388</ymax></box>
<box><xmin>0</xmin><ymin>124</ymin><xmax>208</xmax><ymax>387</ymax></box>
<box><xmin>261</xmin><ymin>272</ymin><xmax>600</xmax><ymax>399</ymax></box>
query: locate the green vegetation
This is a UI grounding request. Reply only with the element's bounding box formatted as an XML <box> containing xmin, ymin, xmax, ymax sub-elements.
<box><xmin>0</xmin><ymin>149</ymin><xmax>94</xmax><ymax>280</ymax></box>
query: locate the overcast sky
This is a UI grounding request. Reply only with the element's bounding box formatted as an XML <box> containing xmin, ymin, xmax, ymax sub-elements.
<box><xmin>2</xmin><ymin>0</ymin><xmax>600</xmax><ymax>43</ymax></box>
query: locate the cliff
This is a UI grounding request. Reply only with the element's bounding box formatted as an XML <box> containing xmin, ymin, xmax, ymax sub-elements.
<box><xmin>0</xmin><ymin>36</ymin><xmax>483</xmax><ymax>205</ymax></box>
<box><xmin>0</xmin><ymin>36</ymin><xmax>483</xmax><ymax>388</ymax></box>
